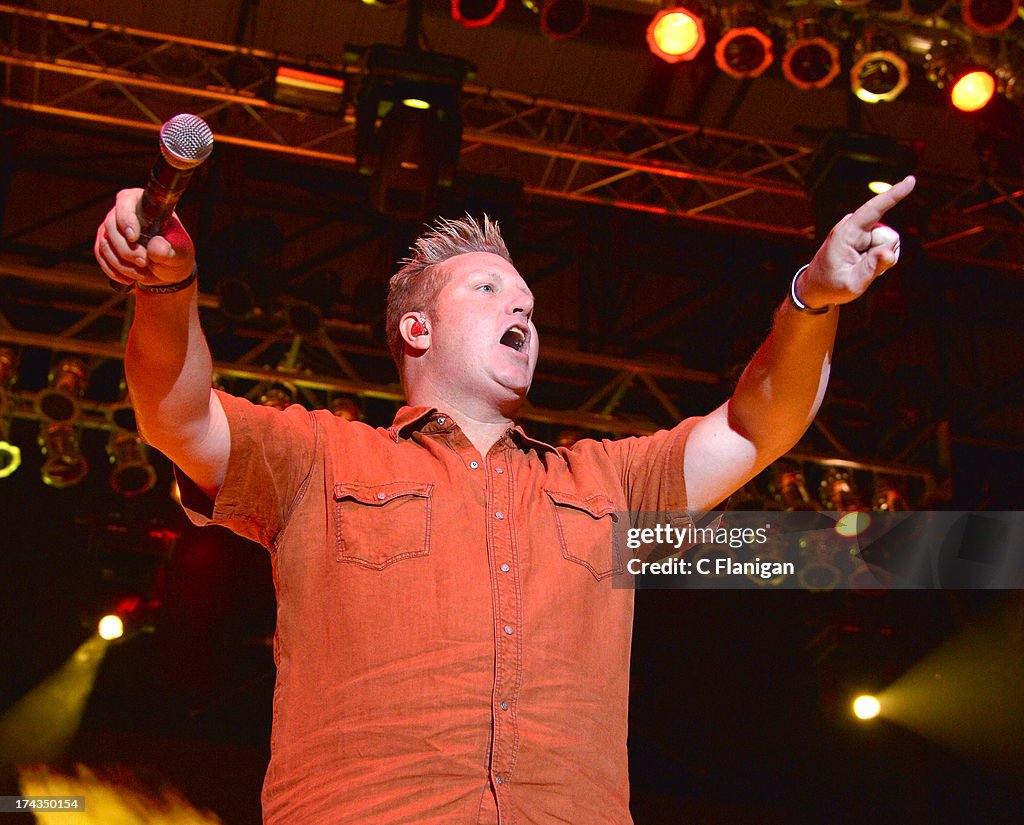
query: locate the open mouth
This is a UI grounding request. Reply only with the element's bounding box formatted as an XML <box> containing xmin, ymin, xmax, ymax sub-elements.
<box><xmin>499</xmin><ymin>325</ymin><xmax>528</xmax><ymax>353</ymax></box>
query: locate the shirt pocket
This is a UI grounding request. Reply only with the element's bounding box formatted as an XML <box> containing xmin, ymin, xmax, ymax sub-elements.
<box><xmin>545</xmin><ymin>489</ymin><xmax>621</xmax><ymax>580</ymax></box>
<box><xmin>334</xmin><ymin>480</ymin><xmax>434</xmax><ymax>569</ymax></box>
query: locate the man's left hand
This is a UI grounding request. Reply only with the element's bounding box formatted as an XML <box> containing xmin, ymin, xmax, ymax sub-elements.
<box><xmin>797</xmin><ymin>175</ymin><xmax>916</xmax><ymax>310</ymax></box>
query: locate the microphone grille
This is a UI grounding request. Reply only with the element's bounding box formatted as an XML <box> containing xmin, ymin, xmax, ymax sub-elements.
<box><xmin>159</xmin><ymin>114</ymin><xmax>215</xmax><ymax>170</ymax></box>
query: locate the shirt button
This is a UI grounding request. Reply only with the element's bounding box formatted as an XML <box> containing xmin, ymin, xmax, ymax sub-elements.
<box><xmin>436</xmin><ymin>416</ymin><xmax>446</xmax><ymax>425</ymax></box>
<box><xmin>376</xmin><ymin>492</ymin><xmax>386</xmax><ymax>500</ymax></box>
<box><xmin>503</xmin><ymin>625</ymin><xmax>513</xmax><ymax>635</ymax></box>
<box><xmin>495</xmin><ymin>775</ymin><xmax>504</xmax><ymax>786</ymax></box>
<box><xmin>500</xmin><ymin>700</ymin><xmax>509</xmax><ymax>711</ymax></box>
<box><xmin>495</xmin><ymin>467</ymin><xmax>504</xmax><ymax>474</ymax></box>
<box><xmin>495</xmin><ymin>511</ymin><xmax>504</xmax><ymax>520</ymax></box>
<box><xmin>500</xmin><ymin>563</ymin><xmax>510</xmax><ymax>573</ymax></box>
<box><xmin>470</xmin><ymin>461</ymin><xmax>479</xmax><ymax>469</ymax></box>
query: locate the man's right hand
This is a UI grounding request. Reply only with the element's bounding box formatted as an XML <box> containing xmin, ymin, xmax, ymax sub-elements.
<box><xmin>94</xmin><ymin>188</ymin><xmax>196</xmax><ymax>290</ymax></box>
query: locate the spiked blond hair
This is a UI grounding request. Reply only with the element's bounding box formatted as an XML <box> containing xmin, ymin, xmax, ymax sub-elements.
<box><xmin>386</xmin><ymin>214</ymin><xmax>512</xmax><ymax>377</ymax></box>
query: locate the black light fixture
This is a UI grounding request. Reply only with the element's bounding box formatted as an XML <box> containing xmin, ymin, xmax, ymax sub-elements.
<box><xmin>540</xmin><ymin>0</ymin><xmax>591</xmax><ymax>40</ymax></box>
<box><xmin>39</xmin><ymin>422</ymin><xmax>88</xmax><ymax>489</ymax></box>
<box><xmin>714</xmin><ymin>2</ymin><xmax>773</xmax><ymax>80</ymax></box>
<box><xmin>355</xmin><ymin>45</ymin><xmax>472</xmax><ymax>220</ymax></box>
<box><xmin>108</xmin><ymin>433</ymin><xmax>157</xmax><ymax>498</ymax></box>
<box><xmin>782</xmin><ymin>18</ymin><xmax>841</xmax><ymax>90</ymax></box>
<box><xmin>36</xmin><ymin>356</ymin><xmax>88</xmax><ymax>424</ymax></box>
<box><xmin>963</xmin><ymin>0</ymin><xmax>1020</xmax><ymax>33</ymax></box>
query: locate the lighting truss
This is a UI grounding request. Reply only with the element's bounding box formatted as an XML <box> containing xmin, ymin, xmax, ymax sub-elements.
<box><xmin>2</xmin><ymin>4</ymin><xmax>1024</xmax><ymax>266</ymax></box>
<box><xmin>0</xmin><ymin>259</ymin><xmax>942</xmax><ymax>495</ymax></box>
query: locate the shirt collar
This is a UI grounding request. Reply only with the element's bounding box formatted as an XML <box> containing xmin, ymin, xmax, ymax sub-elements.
<box><xmin>389</xmin><ymin>405</ymin><xmax>560</xmax><ymax>457</ymax></box>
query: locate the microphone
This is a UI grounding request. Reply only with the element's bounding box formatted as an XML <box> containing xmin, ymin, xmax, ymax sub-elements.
<box><xmin>110</xmin><ymin>113</ymin><xmax>214</xmax><ymax>292</ymax></box>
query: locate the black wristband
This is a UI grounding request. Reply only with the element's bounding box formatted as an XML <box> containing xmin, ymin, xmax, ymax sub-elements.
<box><xmin>788</xmin><ymin>264</ymin><xmax>831</xmax><ymax>315</ymax></box>
<box><xmin>135</xmin><ymin>265</ymin><xmax>198</xmax><ymax>295</ymax></box>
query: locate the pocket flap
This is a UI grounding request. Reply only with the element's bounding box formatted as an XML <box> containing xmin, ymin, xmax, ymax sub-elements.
<box><xmin>335</xmin><ymin>480</ymin><xmax>433</xmax><ymax>506</ymax></box>
<box><xmin>545</xmin><ymin>489</ymin><xmax>617</xmax><ymax>519</ymax></box>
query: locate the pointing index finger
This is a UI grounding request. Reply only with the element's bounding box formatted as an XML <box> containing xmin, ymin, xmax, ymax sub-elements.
<box><xmin>848</xmin><ymin>175</ymin><xmax>916</xmax><ymax>232</ymax></box>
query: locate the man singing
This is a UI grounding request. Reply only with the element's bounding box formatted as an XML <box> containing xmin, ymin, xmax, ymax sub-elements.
<box><xmin>94</xmin><ymin>175</ymin><xmax>913</xmax><ymax>824</ymax></box>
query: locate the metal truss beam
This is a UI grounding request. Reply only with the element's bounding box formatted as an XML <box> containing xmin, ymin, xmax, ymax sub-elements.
<box><xmin>2</xmin><ymin>3</ymin><xmax>1022</xmax><ymax>269</ymax></box>
<box><xmin>0</xmin><ymin>258</ymin><xmax>938</xmax><ymax>498</ymax></box>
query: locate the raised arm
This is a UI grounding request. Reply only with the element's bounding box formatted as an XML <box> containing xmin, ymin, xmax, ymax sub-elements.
<box><xmin>682</xmin><ymin>176</ymin><xmax>917</xmax><ymax>514</ymax></box>
<box><xmin>94</xmin><ymin>188</ymin><xmax>229</xmax><ymax>500</ymax></box>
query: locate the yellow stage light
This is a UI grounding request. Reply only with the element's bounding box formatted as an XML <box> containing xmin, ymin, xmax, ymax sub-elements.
<box><xmin>97</xmin><ymin>614</ymin><xmax>124</xmax><ymax>641</ymax></box>
<box><xmin>853</xmin><ymin>694</ymin><xmax>881</xmax><ymax>720</ymax></box>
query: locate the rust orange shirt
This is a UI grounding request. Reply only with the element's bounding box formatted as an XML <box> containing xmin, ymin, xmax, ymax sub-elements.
<box><xmin>181</xmin><ymin>390</ymin><xmax>697</xmax><ymax>824</ymax></box>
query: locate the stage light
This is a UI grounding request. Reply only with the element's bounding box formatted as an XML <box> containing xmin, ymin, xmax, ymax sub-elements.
<box><xmin>540</xmin><ymin>0</ymin><xmax>590</xmax><ymax>40</ymax></box>
<box><xmin>452</xmin><ymin>0</ymin><xmax>505</xmax><ymax>27</ymax></box>
<box><xmin>714</xmin><ymin>3</ymin><xmax>773</xmax><ymax>79</ymax></box>
<box><xmin>951</xmin><ymin>69</ymin><xmax>996</xmax><ymax>112</ymax></box>
<box><xmin>363</xmin><ymin>0</ymin><xmax>406</xmax><ymax>5</ymax></box>
<box><xmin>283</xmin><ymin>300</ymin><xmax>325</xmax><ymax>336</ymax></box>
<box><xmin>355</xmin><ymin>46</ymin><xmax>471</xmax><ymax>219</ymax></box>
<box><xmin>97</xmin><ymin>614</ymin><xmax>124</xmax><ymax>641</ymax></box>
<box><xmin>874</xmin><ymin>475</ymin><xmax>911</xmax><ymax>510</ymax></box>
<box><xmin>782</xmin><ymin>18</ymin><xmax>840</xmax><ymax>90</ymax></box>
<box><xmin>108</xmin><ymin>433</ymin><xmax>157</xmax><ymax>498</ymax></box>
<box><xmin>853</xmin><ymin>694</ymin><xmax>881</xmax><ymax>720</ymax></box>
<box><xmin>646</xmin><ymin>6</ymin><xmax>707</xmax><ymax>64</ymax></box>
<box><xmin>0</xmin><ymin>421</ymin><xmax>20</xmax><ymax>480</ymax></box>
<box><xmin>271</xmin><ymin>65</ymin><xmax>346</xmax><ymax>114</ymax></box>
<box><xmin>36</xmin><ymin>356</ymin><xmax>88</xmax><ymax>424</ymax></box>
<box><xmin>963</xmin><ymin>0</ymin><xmax>1019</xmax><ymax>33</ymax></box>
<box><xmin>216</xmin><ymin>277</ymin><xmax>256</xmax><ymax>321</ymax></box>
<box><xmin>926</xmin><ymin>43</ymin><xmax>998</xmax><ymax>112</ymax></box>
<box><xmin>821</xmin><ymin>466</ymin><xmax>864</xmax><ymax>511</ymax></box>
<box><xmin>39</xmin><ymin>422</ymin><xmax>88</xmax><ymax>488</ymax></box>
<box><xmin>773</xmin><ymin>460</ymin><xmax>818</xmax><ymax>511</ymax></box>
<box><xmin>851</xmin><ymin>31</ymin><xmax>910</xmax><ymax>103</ymax></box>
<box><xmin>0</xmin><ymin>348</ymin><xmax>19</xmax><ymax>480</ymax></box>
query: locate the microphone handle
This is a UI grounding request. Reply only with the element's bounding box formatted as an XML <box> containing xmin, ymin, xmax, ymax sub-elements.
<box><xmin>136</xmin><ymin>156</ymin><xmax>196</xmax><ymax>246</ymax></box>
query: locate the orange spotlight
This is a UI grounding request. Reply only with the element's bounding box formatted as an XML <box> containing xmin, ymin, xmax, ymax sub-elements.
<box><xmin>951</xmin><ymin>69</ymin><xmax>996</xmax><ymax>112</ymax></box>
<box><xmin>646</xmin><ymin>7</ymin><xmax>707</xmax><ymax>64</ymax></box>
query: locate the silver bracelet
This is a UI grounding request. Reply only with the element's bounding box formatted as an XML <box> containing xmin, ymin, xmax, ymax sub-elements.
<box><xmin>788</xmin><ymin>264</ymin><xmax>831</xmax><ymax>315</ymax></box>
<box><xmin>136</xmin><ymin>265</ymin><xmax>198</xmax><ymax>295</ymax></box>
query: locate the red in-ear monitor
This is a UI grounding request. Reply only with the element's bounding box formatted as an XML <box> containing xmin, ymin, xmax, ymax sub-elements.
<box><xmin>410</xmin><ymin>318</ymin><xmax>428</xmax><ymax>337</ymax></box>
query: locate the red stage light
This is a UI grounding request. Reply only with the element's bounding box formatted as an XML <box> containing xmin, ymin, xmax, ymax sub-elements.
<box><xmin>451</xmin><ymin>0</ymin><xmax>505</xmax><ymax>27</ymax></box>
<box><xmin>646</xmin><ymin>7</ymin><xmax>706</xmax><ymax>64</ymax></box>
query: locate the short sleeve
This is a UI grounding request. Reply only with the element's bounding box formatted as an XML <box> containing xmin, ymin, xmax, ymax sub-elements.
<box><xmin>598</xmin><ymin>416</ymin><xmax>699</xmax><ymax>516</ymax></box>
<box><xmin>176</xmin><ymin>389</ymin><xmax>319</xmax><ymax>549</ymax></box>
